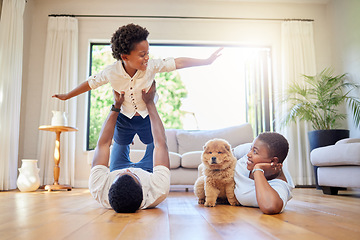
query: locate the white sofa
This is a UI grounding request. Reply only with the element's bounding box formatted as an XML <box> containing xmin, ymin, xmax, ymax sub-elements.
<box><xmin>88</xmin><ymin>123</ymin><xmax>254</xmax><ymax>187</ymax></box>
<box><xmin>310</xmin><ymin>138</ymin><xmax>360</xmax><ymax>195</ymax></box>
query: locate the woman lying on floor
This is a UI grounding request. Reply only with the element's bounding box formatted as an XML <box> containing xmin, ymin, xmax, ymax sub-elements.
<box><xmin>234</xmin><ymin>132</ymin><xmax>294</xmax><ymax>214</ymax></box>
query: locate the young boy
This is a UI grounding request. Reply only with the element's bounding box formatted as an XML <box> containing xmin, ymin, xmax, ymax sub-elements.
<box><xmin>234</xmin><ymin>132</ymin><xmax>294</xmax><ymax>214</ymax></box>
<box><xmin>53</xmin><ymin>23</ymin><xmax>222</xmax><ymax>172</ymax></box>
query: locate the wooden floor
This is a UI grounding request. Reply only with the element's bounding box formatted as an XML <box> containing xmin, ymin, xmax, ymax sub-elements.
<box><xmin>1</xmin><ymin>187</ymin><xmax>360</xmax><ymax>240</ymax></box>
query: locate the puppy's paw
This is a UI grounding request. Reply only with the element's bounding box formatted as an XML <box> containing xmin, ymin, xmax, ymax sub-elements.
<box><xmin>204</xmin><ymin>201</ymin><xmax>216</xmax><ymax>207</ymax></box>
<box><xmin>229</xmin><ymin>199</ymin><xmax>240</xmax><ymax>206</ymax></box>
<box><xmin>198</xmin><ymin>199</ymin><xmax>205</xmax><ymax>204</ymax></box>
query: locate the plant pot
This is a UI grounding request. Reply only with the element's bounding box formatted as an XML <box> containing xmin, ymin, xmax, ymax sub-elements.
<box><xmin>308</xmin><ymin>129</ymin><xmax>350</xmax><ymax>151</ymax></box>
<box><xmin>308</xmin><ymin>129</ymin><xmax>349</xmax><ymax>189</ymax></box>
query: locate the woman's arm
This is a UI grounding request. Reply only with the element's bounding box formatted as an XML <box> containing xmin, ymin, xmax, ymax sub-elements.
<box><xmin>252</xmin><ymin>163</ymin><xmax>284</xmax><ymax>214</ymax></box>
<box><xmin>253</xmin><ymin>171</ymin><xmax>284</xmax><ymax>214</ymax></box>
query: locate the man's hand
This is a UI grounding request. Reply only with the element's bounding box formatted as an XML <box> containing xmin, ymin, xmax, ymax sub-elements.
<box><xmin>142</xmin><ymin>81</ymin><xmax>156</xmax><ymax>105</ymax></box>
<box><xmin>114</xmin><ymin>90</ymin><xmax>125</xmax><ymax>109</ymax></box>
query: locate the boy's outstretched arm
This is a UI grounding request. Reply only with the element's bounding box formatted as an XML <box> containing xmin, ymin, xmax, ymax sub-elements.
<box><xmin>52</xmin><ymin>81</ymin><xmax>91</xmax><ymax>100</ymax></box>
<box><xmin>92</xmin><ymin>90</ymin><xmax>125</xmax><ymax>167</ymax></box>
<box><xmin>175</xmin><ymin>47</ymin><xmax>223</xmax><ymax>69</ymax></box>
<box><xmin>142</xmin><ymin>81</ymin><xmax>170</xmax><ymax>169</ymax></box>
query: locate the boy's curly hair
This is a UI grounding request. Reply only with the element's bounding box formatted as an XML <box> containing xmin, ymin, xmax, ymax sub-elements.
<box><xmin>110</xmin><ymin>23</ymin><xmax>149</xmax><ymax>60</ymax></box>
<box><xmin>108</xmin><ymin>174</ymin><xmax>143</xmax><ymax>213</ymax></box>
<box><xmin>257</xmin><ymin>132</ymin><xmax>289</xmax><ymax>163</ymax></box>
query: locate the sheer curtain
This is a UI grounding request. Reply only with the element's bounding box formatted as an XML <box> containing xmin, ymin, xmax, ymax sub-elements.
<box><xmin>244</xmin><ymin>49</ymin><xmax>274</xmax><ymax>136</ymax></box>
<box><xmin>278</xmin><ymin>21</ymin><xmax>316</xmax><ymax>186</ymax></box>
<box><xmin>37</xmin><ymin>17</ymin><xmax>78</xmax><ymax>186</ymax></box>
<box><xmin>0</xmin><ymin>0</ymin><xmax>26</xmax><ymax>190</ymax></box>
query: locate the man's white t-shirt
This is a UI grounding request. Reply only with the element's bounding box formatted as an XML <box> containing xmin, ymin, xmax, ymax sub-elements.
<box><xmin>89</xmin><ymin>165</ymin><xmax>170</xmax><ymax>210</ymax></box>
<box><xmin>87</xmin><ymin>58</ymin><xmax>176</xmax><ymax>119</ymax></box>
<box><xmin>234</xmin><ymin>156</ymin><xmax>294</xmax><ymax>213</ymax></box>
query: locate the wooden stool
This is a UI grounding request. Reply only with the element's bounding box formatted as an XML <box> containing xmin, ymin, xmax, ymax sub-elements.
<box><xmin>39</xmin><ymin>125</ymin><xmax>78</xmax><ymax>191</ymax></box>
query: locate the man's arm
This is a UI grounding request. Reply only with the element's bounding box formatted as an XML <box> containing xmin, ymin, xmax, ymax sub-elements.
<box><xmin>174</xmin><ymin>47</ymin><xmax>222</xmax><ymax>69</ymax></box>
<box><xmin>91</xmin><ymin>90</ymin><xmax>125</xmax><ymax>167</ymax></box>
<box><xmin>52</xmin><ymin>81</ymin><xmax>91</xmax><ymax>100</ymax></box>
<box><xmin>142</xmin><ymin>81</ymin><xmax>170</xmax><ymax>169</ymax></box>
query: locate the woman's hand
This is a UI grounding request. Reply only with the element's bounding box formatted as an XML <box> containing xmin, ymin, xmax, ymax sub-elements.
<box><xmin>253</xmin><ymin>162</ymin><xmax>283</xmax><ymax>179</ymax></box>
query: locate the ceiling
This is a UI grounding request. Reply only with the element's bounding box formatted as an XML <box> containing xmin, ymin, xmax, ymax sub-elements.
<box><xmin>205</xmin><ymin>0</ymin><xmax>329</xmax><ymax>3</ymax></box>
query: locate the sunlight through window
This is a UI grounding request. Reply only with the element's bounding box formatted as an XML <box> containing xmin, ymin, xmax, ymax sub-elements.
<box><xmin>86</xmin><ymin>43</ymin><xmax>273</xmax><ymax>150</ymax></box>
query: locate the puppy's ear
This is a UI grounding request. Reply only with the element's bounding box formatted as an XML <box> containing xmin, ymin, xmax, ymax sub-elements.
<box><xmin>224</xmin><ymin>143</ymin><xmax>231</xmax><ymax>152</ymax></box>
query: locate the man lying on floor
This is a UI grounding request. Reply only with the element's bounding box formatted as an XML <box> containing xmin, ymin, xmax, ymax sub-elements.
<box><xmin>89</xmin><ymin>81</ymin><xmax>170</xmax><ymax>213</ymax></box>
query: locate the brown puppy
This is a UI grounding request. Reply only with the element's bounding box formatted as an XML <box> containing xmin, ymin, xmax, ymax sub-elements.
<box><xmin>194</xmin><ymin>138</ymin><xmax>240</xmax><ymax>207</ymax></box>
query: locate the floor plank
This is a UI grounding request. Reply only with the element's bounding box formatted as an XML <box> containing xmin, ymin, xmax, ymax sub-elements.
<box><xmin>166</xmin><ymin>193</ymin><xmax>223</xmax><ymax>240</ymax></box>
<box><xmin>1</xmin><ymin>188</ymin><xmax>359</xmax><ymax>240</ymax></box>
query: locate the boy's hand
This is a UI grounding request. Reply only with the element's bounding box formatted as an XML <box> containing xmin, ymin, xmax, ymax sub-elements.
<box><xmin>142</xmin><ymin>81</ymin><xmax>156</xmax><ymax>105</ymax></box>
<box><xmin>114</xmin><ymin>90</ymin><xmax>125</xmax><ymax>109</ymax></box>
<box><xmin>207</xmin><ymin>47</ymin><xmax>223</xmax><ymax>64</ymax></box>
<box><xmin>52</xmin><ymin>93</ymin><xmax>69</xmax><ymax>101</ymax></box>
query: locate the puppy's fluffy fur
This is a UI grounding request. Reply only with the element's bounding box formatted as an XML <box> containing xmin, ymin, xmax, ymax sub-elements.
<box><xmin>194</xmin><ymin>138</ymin><xmax>240</xmax><ymax>207</ymax></box>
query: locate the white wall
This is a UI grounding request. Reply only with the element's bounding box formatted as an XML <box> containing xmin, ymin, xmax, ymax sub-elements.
<box><xmin>328</xmin><ymin>0</ymin><xmax>360</xmax><ymax>137</ymax></box>
<box><xmin>20</xmin><ymin>0</ymin><xmax>333</xmax><ymax>187</ymax></box>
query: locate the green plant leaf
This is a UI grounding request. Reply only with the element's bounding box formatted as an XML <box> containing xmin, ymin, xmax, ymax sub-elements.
<box><xmin>280</xmin><ymin>67</ymin><xmax>360</xmax><ymax>130</ymax></box>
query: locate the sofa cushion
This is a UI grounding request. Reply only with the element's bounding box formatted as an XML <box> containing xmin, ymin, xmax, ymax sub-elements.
<box><xmin>311</xmin><ymin>143</ymin><xmax>360</xmax><ymax>166</ymax></box>
<box><xmin>164</xmin><ymin>129</ymin><xmax>179</xmax><ymax>153</ymax></box>
<box><xmin>130</xmin><ymin>150</ymin><xmax>181</xmax><ymax>169</ymax></box>
<box><xmin>130</xmin><ymin>150</ymin><xmax>182</xmax><ymax>169</ymax></box>
<box><xmin>130</xmin><ymin>129</ymin><xmax>178</xmax><ymax>153</ymax></box>
<box><xmin>176</xmin><ymin>123</ymin><xmax>254</xmax><ymax>155</ymax></box>
<box><xmin>170</xmin><ymin>168</ymin><xmax>199</xmax><ymax>185</ymax></box>
<box><xmin>87</xmin><ymin>149</ymin><xmax>181</xmax><ymax>169</ymax></box>
<box><xmin>169</xmin><ymin>152</ymin><xmax>182</xmax><ymax>169</ymax></box>
<box><xmin>318</xmin><ymin>166</ymin><xmax>360</xmax><ymax>188</ymax></box>
<box><xmin>233</xmin><ymin>143</ymin><xmax>252</xmax><ymax>160</ymax></box>
<box><xmin>335</xmin><ymin>138</ymin><xmax>360</xmax><ymax>145</ymax></box>
<box><xmin>128</xmin><ymin>149</ymin><xmax>146</xmax><ymax>163</ymax></box>
<box><xmin>181</xmin><ymin>151</ymin><xmax>203</xmax><ymax>168</ymax></box>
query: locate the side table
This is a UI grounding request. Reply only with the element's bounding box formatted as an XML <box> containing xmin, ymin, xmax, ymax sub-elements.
<box><xmin>39</xmin><ymin>125</ymin><xmax>78</xmax><ymax>191</ymax></box>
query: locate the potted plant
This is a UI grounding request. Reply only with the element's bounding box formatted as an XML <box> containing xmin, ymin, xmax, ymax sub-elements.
<box><xmin>281</xmin><ymin>68</ymin><xmax>360</xmax><ymax>187</ymax></box>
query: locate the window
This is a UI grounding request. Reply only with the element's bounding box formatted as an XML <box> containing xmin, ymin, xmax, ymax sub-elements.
<box><xmin>86</xmin><ymin>43</ymin><xmax>274</xmax><ymax>150</ymax></box>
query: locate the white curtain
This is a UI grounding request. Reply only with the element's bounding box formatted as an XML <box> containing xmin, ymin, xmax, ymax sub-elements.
<box><xmin>0</xmin><ymin>0</ymin><xmax>26</xmax><ymax>190</ymax></box>
<box><xmin>277</xmin><ymin>21</ymin><xmax>316</xmax><ymax>186</ymax></box>
<box><xmin>244</xmin><ymin>49</ymin><xmax>274</xmax><ymax>136</ymax></box>
<box><xmin>37</xmin><ymin>17</ymin><xmax>78</xmax><ymax>186</ymax></box>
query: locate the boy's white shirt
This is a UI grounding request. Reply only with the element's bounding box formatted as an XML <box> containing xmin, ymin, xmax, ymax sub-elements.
<box><xmin>89</xmin><ymin>165</ymin><xmax>170</xmax><ymax>209</ymax></box>
<box><xmin>234</xmin><ymin>156</ymin><xmax>294</xmax><ymax>213</ymax></box>
<box><xmin>87</xmin><ymin>58</ymin><xmax>176</xmax><ymax>119</ymax></box>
